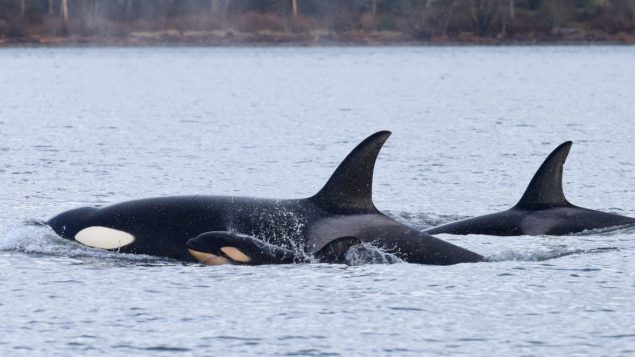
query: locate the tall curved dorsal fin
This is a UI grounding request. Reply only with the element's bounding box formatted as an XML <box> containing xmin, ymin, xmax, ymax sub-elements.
<box><xmin>514</xmin><ymin>141</ymin><xmax>573</xmax><ymax>210</ymax></box>
<box><xmin>311</xmin><ymin>131</ymin><xmax>391</xmax><ymax>214</ymax></box>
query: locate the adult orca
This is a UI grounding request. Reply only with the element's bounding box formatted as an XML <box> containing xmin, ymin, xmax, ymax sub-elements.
<box><xmin>48</xmin><ymin>131</ymin><xmax>483</xmax><ymax>265</ymax></box>
<box><xmin>425</xmin><ymin>141</ymin><xmax>635</xmax><ymax>236</ymax></box>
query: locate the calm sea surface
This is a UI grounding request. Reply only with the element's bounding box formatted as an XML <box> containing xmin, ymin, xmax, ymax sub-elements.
<box><xmin>0</xmin><ymin>46</ymin><xmax>634</xmax><ymax>355</ymax></box>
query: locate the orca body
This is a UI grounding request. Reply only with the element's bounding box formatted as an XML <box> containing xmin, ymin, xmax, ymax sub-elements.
<box><xmin>48</xmin><ymin>132</ymin><xmax>483</xmax><ymax>265</ymax></box>
<box><xmin>425</xmin><ymin>142</ymin><xmax>635</xmax><ymax>236</ymax></box>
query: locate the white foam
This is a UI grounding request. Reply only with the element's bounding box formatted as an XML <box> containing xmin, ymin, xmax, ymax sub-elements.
<box><xmin>344</xmin><ymin>244</ymin><xmax>402</xmax><ymax>265</ymax></box>
<box><xmin>0</xmin><ymin>222</ymin><xmax>171</xmax><ymax>265</ymax></box>
<box><xmin>486</xmin><ymin>246</ymin><xmax>618</xmax><ymax>262</ymax></box>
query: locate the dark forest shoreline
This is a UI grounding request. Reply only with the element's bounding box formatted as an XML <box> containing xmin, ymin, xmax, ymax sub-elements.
<box><xmin>3</xmin><ymin>1</ymin><xmax>635</xmax><ymax>47</ymax></box>
<box><xmin>2</xmin><ymin>30</ymin><xmax>635</xmax><ymax>47</ymax></box>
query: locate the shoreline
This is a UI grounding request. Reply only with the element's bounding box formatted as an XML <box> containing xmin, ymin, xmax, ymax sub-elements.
<box><xmin>2</xmin><ymin>30</ymin><xmax>635</xmax><ymax>47</ymax></box>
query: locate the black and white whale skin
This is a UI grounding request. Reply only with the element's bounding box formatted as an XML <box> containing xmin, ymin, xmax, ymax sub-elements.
<box><xmin>425</xmin><ymin>141</ymin><xmax>635</xmax><ymax>236</ymax></box>
<box><xmin>48</xmin><ymin>131</ymin><xmax>483</xmax><ymax>265</ymax></box>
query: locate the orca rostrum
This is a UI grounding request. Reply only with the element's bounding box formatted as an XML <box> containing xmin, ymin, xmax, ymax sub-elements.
<box><xmin>425</xmin><ymin>141</ymin><xmax>635</xmax><ymax>236</ymax></box>
<box><xmin>48</xmin><ymin>131</ymin><xmax>483</xmax><ymax>265</ymax></box>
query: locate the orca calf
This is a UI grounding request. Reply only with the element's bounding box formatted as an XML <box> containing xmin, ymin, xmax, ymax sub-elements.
<box><xmin>48</xmin><ymin>131</ymin><xmax>482</xmax><ymax>265</ymax></box>
<box><xmin>425</xmin><ymin>141</ymin><xmax>635</xmax><ymax>236</ymax></box>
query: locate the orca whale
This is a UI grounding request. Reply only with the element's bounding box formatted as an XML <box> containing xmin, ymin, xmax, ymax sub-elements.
<box><xmin>425</xmin><ymin>141</ymin><xmax>635</xmax><ymax>236</ymax></box>
<box><xmin>48</xmin><ymin>131</ymin><xmax>483</xmax><ymax>265</ymax></box>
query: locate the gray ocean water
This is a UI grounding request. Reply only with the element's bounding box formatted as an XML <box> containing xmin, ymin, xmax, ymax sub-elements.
<box><xmin>0</xmin><ymin>46</ymin><xmax>634</xmax><ymax>355</ymax></box>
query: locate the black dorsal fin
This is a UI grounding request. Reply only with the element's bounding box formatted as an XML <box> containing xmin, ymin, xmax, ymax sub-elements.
<box><xmin>514</xmin><ymin>141</ymin><xmax>573</xmax><ymax>210</ymax></box>
<box><xmin>311</xmin><ymin>131</ymin><xmax>391</xmax><ymax>214</ymax></box>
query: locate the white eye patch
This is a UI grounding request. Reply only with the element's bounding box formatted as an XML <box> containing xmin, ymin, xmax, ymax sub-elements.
<box><xmin>74</xmin><ymin>226</ymin><xmax>135</xmax><ymax>250</ymax></box>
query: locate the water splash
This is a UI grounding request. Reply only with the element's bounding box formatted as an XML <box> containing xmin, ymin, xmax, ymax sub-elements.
<box><xmin>385</xmin><ymin>210</ymin><xmax>469</xmax><ymax>230</ymax></box>
<box><xmin>570</xmin><ymin>224</ymin><xmax>635</xmax><ymax>236</ymax></box>
<box><xmin>486</xmin><ymin>246</ymin><xmax>618</xmax><ymax>262</ymax></box>
<box><xmin>344</xmin><ymin>244</ymin><xmax>402</xmax><ymax>265</ymax></box>
<box><xmin>0</xmin><ymin>221</ymin><xmax>175</xmax><ymax>266</ymax></box>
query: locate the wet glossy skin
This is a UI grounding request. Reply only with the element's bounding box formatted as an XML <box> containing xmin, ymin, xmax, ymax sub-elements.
<box><xmin>425</xmin><ymin>141</ymin><xmax>635</xmax><ymax>236</ymax></box>
<box><xmin>49</xmin><ymin>194</ymin><xmax>483</xmax><ymax>265</ymax></box>
<box><xmin>48</xmin><ymin>131</ymin><xmax>483</xmax><ymax>265</ymax></box>
<box><xmin>425</xmin><ymin>206</ymin><xmax>635</xmax><ymax>236</ymax></box>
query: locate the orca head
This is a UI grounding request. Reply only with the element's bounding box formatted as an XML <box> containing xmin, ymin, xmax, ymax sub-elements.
<box><xmin>48</xmin><ymin>206</ymin><xmax>136</xmax><ymax>250</ymax></box>
<box><xmin>187</xmin><ymin>231</ymin><xmax>304</xmax><ymax>265</ymax></box>
<box><xmin>186</xmin><ymin>232</ymin><xmax>250</xmax><ymax>265</ymax></box>
<box><xmin>48</xmin><ymin>206</ymin><xmax>99</xmax><ymax>239</ymax></box>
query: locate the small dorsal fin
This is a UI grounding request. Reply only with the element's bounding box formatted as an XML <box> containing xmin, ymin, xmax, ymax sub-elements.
<box><xmin>514</xmin><ymin>141</ymin><xmax>573</xmax><ymax>210</ymax></box>
<box><xmin>311</xmin><ymin>131</ymin><xmax>391</xmax><ymax>214</ymax></box>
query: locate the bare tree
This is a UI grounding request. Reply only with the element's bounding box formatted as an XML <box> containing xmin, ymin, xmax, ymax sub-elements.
<box><xmin>124</xmin><ymin>0</ymin><xmax>133</xmax><ymax>20</ymax></box>
<box><xmin>210</xmin><ymin>0</ymin><xmax>229</xmax><ymax>19</ymax></box>
<box><xmin>417</xmin><ymin>0</ymin><xmax>458</xmax><ymax>37</ymax></box>
<box><xmin>62</xmin><ymin>0</ymin><xmax>68</xmax><ymax>22</ymax></box>
<box><xmin>469</xmin><ymin>0</ymin><xmax>502</xmax><ymax>35</ymax></box>
<box><xmin>291</xmin><ymin>0</ymin><xmax>298</xmax><ymax>18</ymax></box>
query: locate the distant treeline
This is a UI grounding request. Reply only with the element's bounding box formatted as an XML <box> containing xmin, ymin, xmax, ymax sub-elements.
<box><xmin>1</xmin><ymin>0</ymin><xmax>635</xmax><ymax>44</ymax></box>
